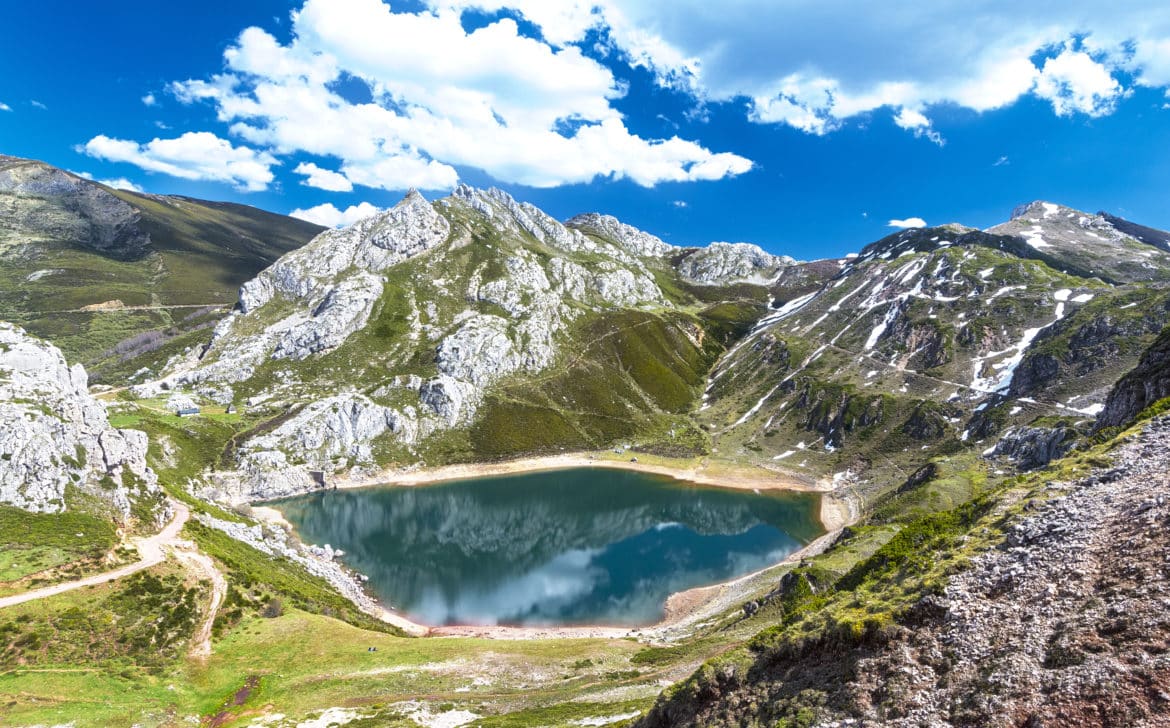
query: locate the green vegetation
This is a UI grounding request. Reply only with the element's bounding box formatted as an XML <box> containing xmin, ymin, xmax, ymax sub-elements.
<box><xmin>0</xmin><ymin>165</ymin><xmax>320</xmax><ymax>365</ymax></box>
<box><xmin>465</xmin><ymin>309</ymin><xmax>720</xmax><ymax>461</ymax></box>
<box><xmin>0</xmin><ymin>503</ymin><xmax>117</xmax><ymax>586</ymax></box>
<box><xmin>1</xmin><ymin>566</ymin><xmax>201</xmax><ymax>668</ymax></box>
<box><xmin>184</xmin><ymin>520</ymin><xmax>393</xmax><ymax>633</ymax></box>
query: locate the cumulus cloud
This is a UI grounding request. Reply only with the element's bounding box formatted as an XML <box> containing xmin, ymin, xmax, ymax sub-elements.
<box><xmin>98</xmin><ymin>177</ymin><xmax>145</xmax><ymax>192</ymax></box>
<box><xmin>293</xmin><ymin>161</ymin><xmax>353</xmax><ymax>192</ymax></box>
<box><xmin>888</xmin><ymin>217</ymin><xmax>927</xmax><ymax>229</ymax></box>
<box><xmin>437</xmin><ymin>1</ymin><xmax>1170</xmax><ymax>137</ymax></box>
<box><xmin>1034</xmin><ymin>46</ymin><xmax>1127</xmax><ymax>116</ymax></box>
<box><xmin>0</xmin><ymin>102</ymin><xmax>10</xmax><ymax>112</ymax></box>
<box><xmin>290</xmin><ymin>201</ymin><xmax>380</xmax><ymax>227</ymax></box>
<box><xmin>81</xmin><ymin>131</ymin><xmax>276</xmax><ymax>191</ymax></box>
<box><xmin>30</xmin><ymin>100</ymin><xmax>47</xmax><ymax>110</ymax></box>
<box><xmin>142</xmin><ymin>93</ymin><xmax>157</xmax><ymax>106</ymax></box>
<box><xmin>162</xmin><ymin>0</ymin><xmax>751</xmax><ymax>190</ymax></box>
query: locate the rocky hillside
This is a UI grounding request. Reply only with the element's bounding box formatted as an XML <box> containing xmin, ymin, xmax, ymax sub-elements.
<box><xmin>699</xmin><ymin>205</ymin><xmax>1170</xmax><ymax>507</ymax></box>
<box><xmin>638</xmin><ymin>413</ymin><xmax>1170</xmax><ymax>727</ymax></box>
<box><xmin>118</xmin><ymin>192</ymin><xmax>1170</xmax><ymax>507</ymax></box>
<box><xmin>1095</xmin><ymin>324</ymin><xmax>1170</xmax><ymax>430</ymax></box>
<box><xmin>0</xmin><ymin>322</ymin><xmax>162</xmax><ymax>523</ymax></box>
<box><xmin>0</xmin><ymin>153</ymin><xmax>323</xmax><ymax>369</ymax></box>
<box><xmin>135</xmin><ymin>184</ymin><xmax>794</xmax><ymax>499</ymax></box>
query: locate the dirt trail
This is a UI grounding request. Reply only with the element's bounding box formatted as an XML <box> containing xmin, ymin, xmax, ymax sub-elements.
<box><xmin>0</xmin><ymin>500</ymin><xmax>228</xmax><ymax>658</ymax></box>
<box><xmin>173</xmin><ymin>546</ymin><xmax>227</xmax><ymax>659</ymax></box>
<box><xmin>0</xmin><ymin>502</ymin><xmax>190</xmax><ymax>609</ymax></box>
<box><xmin>32</xmin><ymin>303</ymin><xmax>229</xmax><ymax>315</ymax></box>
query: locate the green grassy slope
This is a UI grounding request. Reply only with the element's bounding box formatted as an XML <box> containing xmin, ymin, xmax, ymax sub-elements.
<box><xmin>0</xmin><ymin>158</ymin><xmax>322</xmax><ymax>367</ymax></box>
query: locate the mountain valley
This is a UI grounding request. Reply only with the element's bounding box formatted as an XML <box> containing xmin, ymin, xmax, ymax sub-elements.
<box><xmin>2</xmin><ymin>153</ymin><xmax>1170</xmax><ymax>727</ymax></box>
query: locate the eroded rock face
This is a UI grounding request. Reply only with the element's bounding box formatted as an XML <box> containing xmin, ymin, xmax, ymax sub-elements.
<box><xmin>1096</xmin><ymin>325</ymin><xmax>1170</xmax><ymax>430</ymax></box>
<box><xmin>0</xmin><ymin>322</ymin><xmax>160</xmax><ymax>519</ymax></box>
<box><xmin>988</xmin><ymin>425</ymin><xmax>1076</xmax><ymax>471</ymax></box>
<box><xmin>566</xmin><ymin>212</ymin><xmax>676</xmax><ymax>257</ymax></box>
<box><xmin>677</xmin><ymin>242</ymin><xmax>794</xmax><ymax>285</ymax></box>
<box><xmin>0</xmin><ymin>156</ymin><xmax>150</xmax><ymax>257</ymax></box>
<box><xmin>234</xmin><ymin>394</ymin><xmax>427</xmax><ymax>499</ymax></box>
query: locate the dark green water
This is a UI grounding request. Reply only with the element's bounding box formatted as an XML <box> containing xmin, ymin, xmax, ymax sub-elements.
<box><xmin>272</xmin><ymin>468</ymin><xmax>824</xmax><ymax>627</ymax></box>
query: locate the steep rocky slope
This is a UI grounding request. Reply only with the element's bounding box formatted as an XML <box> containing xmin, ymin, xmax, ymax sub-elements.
<box><xmin>1096</xmin><ymin>324</ymin><xmax>1170</xmax><ymax>429</ymax></box>
<box><xmin>0</xmin><ymin>322</ymin><xmax>162</xmax><ymax>521</ymax></box>
<box><xmin>132</xmin><ymin>184</ymin><xmax>794</xmax><ymax>499</ymax></box>
<box><xmin>120</xmin><ymin>192</ymin><xmax>1170</xmax><ymax>506</ymax></box>
<box><xmin>638</xmin><ymin>414</ymin><xmax>1170</xmax><ymax>728</ymax></box>
<box><xmin>0</xmin><ymin>153</ymin><xmax>322</xmax><ymax>368</ymax></box>
<box><xmin>699</xmin><ymin>206</ymin><xmax>1170</xmax><ymax>501</ymax></box>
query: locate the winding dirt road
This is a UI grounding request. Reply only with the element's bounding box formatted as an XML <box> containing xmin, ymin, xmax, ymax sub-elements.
<box><xmin>0</xmin><ymin>501</ymin><xmax>227</xmax><ymax>659</ymax></box>
<box><xmin>173</xmin><ymin>546</ymin><xmax>227</xmax><ymax>659</ymax></box>
<box><xmin>0</xmin><ymin>502</ymin><xmax>190</xmax><ymax>609</ymax></box>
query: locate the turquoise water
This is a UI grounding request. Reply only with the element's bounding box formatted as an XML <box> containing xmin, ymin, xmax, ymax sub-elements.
<box><xmin>272</xmin><ymin>467</ymin><xmax>824</xmax><ymax>627</ymax></box>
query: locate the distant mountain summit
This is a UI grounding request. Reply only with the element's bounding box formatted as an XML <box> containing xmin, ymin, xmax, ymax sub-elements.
<box><xmin>0</xmin><ymin>153</ymin><xmax>323</xmax><ymax>368</ymax></box>
<box><xmin>987</xmin><ymin>200</ymin><xmax>1170</xmax><ymax>283</ymax></box>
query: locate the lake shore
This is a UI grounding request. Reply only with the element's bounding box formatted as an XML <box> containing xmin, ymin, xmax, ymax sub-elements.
<box><xmin>254</xmin><ymin>452</ymin><xmax>862</xmax><ymax>641</ymax></box>
<box><xmin>327</xmin><ymin>451</ymin><xmax>856</xmax><ymax>533</ymax></box>
<box><xmin>335</xmin><ymin>451</ymin><xmax>819</xmax><ymax>492</ymax></box>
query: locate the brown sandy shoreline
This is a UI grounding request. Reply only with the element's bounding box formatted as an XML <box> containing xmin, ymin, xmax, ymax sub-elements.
<box><xmin>257</xmin><ymin>452</ymin><xmax>862</xmax><ymax>639</ymax></box>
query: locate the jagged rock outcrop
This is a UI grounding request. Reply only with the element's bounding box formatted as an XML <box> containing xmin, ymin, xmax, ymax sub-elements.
<box><xmin>0</xmin><ymin>322</ymin><xmax>161</xmax><ymax>519</ymax></box>
<box><xmin>239</xmin><ymin>190</ymin><xmax>449</xmax><ymax>314</ymax></box>
<box><xmin>987</xmin><ymin>425</ymin><xmax>1076</xmax><ymax>470</ymax></box>
<box><xmin>676</xmin><ymin>242</ymin><xmax>794</xmax><ymax>285</ymax></box>
<box><xmin>566</xmin><ymin>212</ymin><xmax>676</xmax><ymax>257</ymax></box>
<box><xmin>1096</xmin><ymin>325</ymin><xmax>1170</xmax><ymax>429</ymax></box>
<box><xmin>233</xmin><ymin>393</ymin><xmax>430</xmax><ymax>499</ymax></box>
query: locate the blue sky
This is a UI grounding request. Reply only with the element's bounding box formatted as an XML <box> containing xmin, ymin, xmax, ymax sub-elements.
<box><xmin>2</xmin><ymin>0</ymin><xmax>1169</xmax><ymax>260</ymax></box>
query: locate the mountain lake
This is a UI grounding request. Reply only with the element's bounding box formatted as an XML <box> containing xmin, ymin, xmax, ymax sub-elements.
<box><xmin>270</xmin><ymin>467</ymin><xmax>825</xmax><ymax>626</ymax></box>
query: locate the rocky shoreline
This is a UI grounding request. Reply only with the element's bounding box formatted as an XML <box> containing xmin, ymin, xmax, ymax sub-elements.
<box><xmin>234</xmin><ymin>457</ymin><xmax>858</xmax><ymax>641</ymax></box>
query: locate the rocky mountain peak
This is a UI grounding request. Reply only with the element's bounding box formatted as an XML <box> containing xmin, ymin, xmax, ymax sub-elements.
<box><xmin>676</xmin><ymin>241</ymin><xmax>795</xmax><ymax>285</ymax></box>
<box><xmin>991</xmin><ymin>200</ymin><xmax>1170</xmax><ymax>283</ymax></box>
<box><xmin>1009</xmin><ymin>200</ymin><xmax>1065</xmax><ymax>221</ymax></box>
<box><xmin>0</xmin><ymin>154</ymin><xmax>150</xmax><ymax>257</ymax></box>
<box><xmin>565</xmin><ymin>212</ymin><xmax>677</xmax><ymax>258</ymax></box>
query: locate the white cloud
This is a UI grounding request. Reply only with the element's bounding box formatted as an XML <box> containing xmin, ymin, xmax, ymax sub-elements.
<box><xmin>888</xmin><ymin>217</ymin><xmax>927</xmax><ymax>229</ymax></box>
<box><xmin>437</xmin><ymin>1</ymin><xmax>1170</xmax><ymax>137</ymax></box>
<box><xmin>1034</xmin><ymin>46</ymin><xmax>1126</xmax><ymax>116</ymax></box>
<box><xmin>293</xmin><ymin>161</ymin><xmax>353</xmax><ymax>192</ymax></box>
<box><xmin>672</xmin><ymin>200</ymin><xmax>687</xmax><ymax>208</ymax></box>
<box><xmin>98</xmin><ymin>177</ymin><xmax>145</xmax><ymax>192</ymax></box>
<box><xmin>892</xmin><ymin>107</ymin><xmax>944</xmax><ymax>146</ymax></box>
<box><xmin>290</xmin><ymin>201</ymin><xmax>380</xmax><ymax>227</ymax></box>
<box><xmin>81</xmin><ymin>131</ymin><xmax>277</xmax><ymax>191</ymax></box>
<box><xmin>69</xmin><ymin>170</ymin><xmax>145</xmax><ymax>192</ymax></box>
<box><xmin>142</xmin><ymin>93</ymin><xmax>157</xmax><ymax>106</ymax></box>
<box><xmin>993</xmin><ymin>155</ymin><xmax>1010</xmax><ymax>167</ymax></box>
<box><xmin>0</xmin><ymin>102</ymin><xmax>10</xmax><ymax>112</ymax></box>
<box><xmin>162</xmin><ymin>0</ymin><xmax>751</xmax><ymax>189</ymax></box>
<box><xmin>30</xmin><ymin>100</ymin><xmax>46</xmax><ymax>110</ymax></box>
